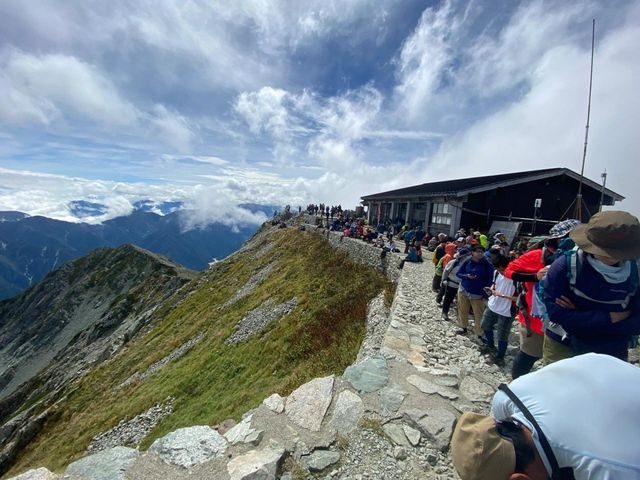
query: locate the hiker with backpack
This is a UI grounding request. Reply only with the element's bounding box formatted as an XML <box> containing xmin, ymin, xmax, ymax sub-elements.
<box><xmin>503</xmin><ymin>219</ymin><xmax>579</xmax><ymax>378</ymax></box>
<box><xmin>435</xmin><ymin>243</ymin><xmax>457</xmax><ymax>305</ymax></box>
<box><xmin>439</xmin><ymin>247</ymin><xmax>471</xmax><ymax>322</ymax></box>
<box><xmin>542</xmin><ymin>211</ymin><xmax>640</xmax><ymax>362</ymax></box>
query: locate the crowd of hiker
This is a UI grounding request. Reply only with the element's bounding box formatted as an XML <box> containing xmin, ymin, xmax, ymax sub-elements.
<box><xmin>448</xmin><ymin>212</ymin><xmax>640</xmax><ymax>479</ymax></box>
<box><xmin>304</xmin><ymin>207</ymin><xmax>640</xmax><ymax>477</ymax></box>
<box><xmin>309</xmin><ymin>207</ymin><xmax>640</xmax><ymax>374</ymax></box>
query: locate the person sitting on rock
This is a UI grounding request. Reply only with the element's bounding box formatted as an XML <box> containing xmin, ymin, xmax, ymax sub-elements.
<box><xmin>480</xmin><ymin>255</ymin><xmax>517</xmax><ymax>367</ymax></box>
<box><xmin>398</xmin><ymin>245</ymin><xmax>422</xmax><ymax>269</ymax></box>
<box><xmin>451</xmin><ymin>353</ymin><xmax>640</xmax><ymax>480</ymax></box>
<box><xmin>403</xmin><ymin>226</ymin><xmax>415</xmax><ymax>253</ymax></box>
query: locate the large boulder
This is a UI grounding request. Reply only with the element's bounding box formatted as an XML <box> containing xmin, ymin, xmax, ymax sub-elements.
<box><xmin>285</xmin><ymin>376</ymin><xmax>334</xmax><ymax>432</ymax></box>
<box><xmin>226</xmin><ymin>443</ymin><xmax>285</xmax><ymax>480</ymax></box>
<box><xmin>148</xmin><ymin>426</ymin><xmax>228</xmax><ymax>468</ymax></box>
<box><xmin>64</xmin><ymin>446</ymin><xmax>138</xmax><ymax>480</ymax></box>
<box><xmin>329</xmin><ymin>390</ymin><xmax>363</xmax><ymax>434</ymax></box>
<box><xmin>7</xmin><ymin>468</ymin><xmax>59</xmax><ymax>480</ymax></box>
<box><xmin>343</xmin><ymin>356</ymin><xmax>389</xmax><ymax>393</ymax></box>
<box><xmin>224</xmin><ymin>414</ymin><xmax>263</xmax><ymax>445</ymax></box>
<box><xmin>403</xmin><ymin>408</ymin><xmax>456</xmax><ymax>452</ymax></box>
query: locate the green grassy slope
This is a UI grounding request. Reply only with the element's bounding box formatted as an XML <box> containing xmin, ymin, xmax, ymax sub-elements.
<box><xmin>8</xmin><ymin>226</ymin><xmax>392</xmax><ymax>476</ymax></box>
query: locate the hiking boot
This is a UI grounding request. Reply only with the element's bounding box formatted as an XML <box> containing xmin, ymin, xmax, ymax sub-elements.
<box><xmin>479</xmin><ymin>344</ymin><xmax>497</xmax><ymax>355</ymax></box>
<box><xmin>493</xmin><ymin>356</ymin><xmax>506</xmax><ymax>367</ymax></box>
<box><xmin>455</xmin><ymin>327</ymin><xmax>468</xmax><ymax>335</ymax></box>
<box><xmin>441</xmin><ymin>313</ymin><xmax>450</xmax><ymax>322</ymax></box>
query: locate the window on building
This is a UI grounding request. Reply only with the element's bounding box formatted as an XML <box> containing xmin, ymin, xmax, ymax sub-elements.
<box><xmin>431</xmin><ymin>203</ymin><xmax>452</xmax><ymax>225</ymax></box>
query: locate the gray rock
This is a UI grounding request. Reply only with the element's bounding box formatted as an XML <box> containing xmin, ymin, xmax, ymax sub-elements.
<box><xmin>378</xmin><ymin>383</ymin><xmax>407</xmax><ymax>416</ymax></box>
<box><xmin>406</xmin><ymin>374</ymin><xmax>458</xmax><ymax>400</ymax></box>
<box><xmin>343</xmin><ymin>356</ymin><xmax>389</xmax><ymax>393</ymax></box>
<box><xmin>304</xmin><ymin>450</ymin><xmax>341</xmax><ymax>471</ymax></box>
<box><xmin>382</xmin><ymin>423</ymin><xmax>409</xmax><ymax>447</ymax></box>
<box><xmin>285</xmin><ymin>375</ymin><xmax>334</xmax><ymax>432</ymax></box>
<box><xmin>406</xmin><ymin>375</ymin><xmax>438</xmax><ymax>394</ymax></box>
<box><xmin>64</xmin><ymin>446</ymin><xmax>138</xmax><ymax>480</ymax></box>
<box><xmin>393</xmin><ymin>446</ymin><xmax>407</xmax><ymax>460</ymax></box>
<box><xmin>87</xmin><ymin>399</ymin><xmax>174</xmax><ymax>453</ymax></box>
<box><xmin>459</xmin><ymin>375</ymin><xmax>495</xmax><ymax>403</ymax></box>
<box><xmin>262</xmin><ymin>393</ymin><xmax>285</xmax><ymax>414</ymax></box>
<box><xmin>329</xmin><ymin>390</ymin><xmax>363</xmax><ymax>434</ymax></box>
<box><xmin>148</xmin><ymin>426</ymin><xmax>228</xmax><ymax>468</ymax></box>
<box><xmin>227</xmin><ymin>443</ymin><xmax>285</xmax><ymax>480</ymax></box>
<box><xmin>8</xmin><ymin>468</ymin><xmax>59</xmax><ymax>480</ymax></box>
<box><xmin>432</xmin><ymin>376</ymin><xmax>459</xmax><ymax>388</ymax></box>
<box><xmin>226</xmin><ymin>298</ymin><xmax>298</xmax><ymax>345</ymax></box>
<box><xmin>402</xmin><ymin>425</ymin><xmax>421</xmax><ymax>447</ymax></box>
<box><xmin>403</xmin><ymin>409</ymin><xmax>456</xmax><ymax>452</ymax></box>
<box><xmin>224</xmin><ymin>414</ymin><xmax>263</xmax><ymax>445</ymax></box>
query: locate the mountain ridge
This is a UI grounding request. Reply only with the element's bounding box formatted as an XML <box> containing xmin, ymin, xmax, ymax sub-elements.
<box><xmin>1</xmin><ymin>218</ymin><xmax>391</xmax><ymax>477</ymax></box>
<box><xmin>0</xmin><ymin>209</ymin><xmax>264</xmax><ymax>300</ymax></box>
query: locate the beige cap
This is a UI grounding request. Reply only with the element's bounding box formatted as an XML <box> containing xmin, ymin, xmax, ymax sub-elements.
<box><xmin>451</xmin><ymin>412</ymin><xmax>516</xmax><ymax>480</ymax></box>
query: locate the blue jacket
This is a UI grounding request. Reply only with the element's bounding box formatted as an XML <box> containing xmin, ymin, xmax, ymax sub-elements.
<box><xmin>456</xmin><ymin>257</ymin><xmax>494</xmax><ymax>297</ymax></box>
<box><xmin>543</xmin><ymin>253</ymin><xmax>640</xmax><ymax>359</ymax></box>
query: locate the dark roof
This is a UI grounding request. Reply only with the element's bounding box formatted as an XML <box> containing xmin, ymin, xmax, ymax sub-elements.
<box><xmin>361</xmin><ymin>167</ymin><xmax>624</xmax><ymax>201</ymax></box>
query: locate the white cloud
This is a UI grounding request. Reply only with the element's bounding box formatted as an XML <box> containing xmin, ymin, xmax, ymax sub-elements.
<box><xmin>461</xmin><ymin>1</ymin><xmax>589</xmax><ymax>96</ymax></box>
<box><xmin>421</xmin><ymin>15</ymin><xmax>640</xmax><ymax>215</ymax></box>
<box><xmin>393</xmin><ymin>0</ymin><xmax>464</xmax><ymax>120</ymax></box>
<box><xmin>0</xmin><ymin>49</ymin><xmax>138</xmax><ymax>127</ymax></box>
<box><xmin>147</xmin><ymin>105</ymin><xmax>195</xmax><ymax>153</ymax></box>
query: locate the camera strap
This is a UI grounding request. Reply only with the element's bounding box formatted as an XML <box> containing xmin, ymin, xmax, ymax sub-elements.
<box><xmin>498</xmin><ymin>384</ymin><xmax>575</xmax><ymax>480</ymax></box>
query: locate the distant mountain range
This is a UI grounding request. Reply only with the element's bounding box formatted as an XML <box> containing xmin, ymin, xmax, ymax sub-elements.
<box><xmin>0</xmin><ymin>203</ymin><xmax>280</xmax><ymax>300</ymax></box>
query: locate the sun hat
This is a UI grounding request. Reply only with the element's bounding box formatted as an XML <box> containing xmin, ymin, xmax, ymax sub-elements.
<box><xmin>570</xmin><ymin>211</ymin><xmax>640</xmax><ymax>260</ymax></box>
<box><xmin>548</xmin><ymin>219</ymin><xmax>580</xmax><ymax>239</ymax></box>
<box><xmin>527</xmin><ymin>235</ymin><xmax>548</xmax><ymax>249</ymax></box>
<box><xmin>451</xmin><ymin>412</ymin><xmax>515</xmax><ymax>480</ymax></box>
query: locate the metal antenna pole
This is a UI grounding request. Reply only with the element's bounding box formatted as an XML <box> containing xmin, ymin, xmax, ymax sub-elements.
<box><xmin>599</xmin><ymin>170</ymin><xmax>607</xmax><ymax>212</ymax></box>
<box><xmin>574</xmin><ymin>18</ymin><xmax>596</xmax><ymax>221</ymax></box>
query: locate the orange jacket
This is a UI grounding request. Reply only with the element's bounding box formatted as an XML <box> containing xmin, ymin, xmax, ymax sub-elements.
<box><xmin>504</xmin><ymin>248</ymin><xmax>544</xmax><ymax>336</ymax></box>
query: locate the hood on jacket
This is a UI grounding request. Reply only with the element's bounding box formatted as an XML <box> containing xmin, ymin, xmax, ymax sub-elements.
<box><xmin>445</xmin><ymin>243</ymin><xmax>457</xmax><ymax>256</ymax></box>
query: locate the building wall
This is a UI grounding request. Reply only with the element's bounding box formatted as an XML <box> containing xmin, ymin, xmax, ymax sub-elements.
<box><xmin>460</xmin><ymin>175</ymin><xmax>610</xmax><ymax>234</ymax></box>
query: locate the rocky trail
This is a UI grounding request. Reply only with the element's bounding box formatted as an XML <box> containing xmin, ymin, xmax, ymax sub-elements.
<box><xmin>5</xmin><ymin>227</ymin><xmax>542</xmax><ymax>480</ymax></box>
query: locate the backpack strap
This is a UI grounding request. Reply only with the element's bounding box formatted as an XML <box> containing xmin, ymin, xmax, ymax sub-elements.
<box><xmin>498</xmin><ymin>384</ymin><xmax>575</xmax><ymax>480</ymax></box>
<box><xmin>564</xmin><ymin>246</ymin><xmax>580</xmax><ymax>288</ymax></box>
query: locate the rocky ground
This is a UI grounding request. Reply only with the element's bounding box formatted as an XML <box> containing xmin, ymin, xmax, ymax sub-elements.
<box><xmin>9</xmin><ymin>225</ymin><xmax>638</xmax><ymax>480</ymax></box>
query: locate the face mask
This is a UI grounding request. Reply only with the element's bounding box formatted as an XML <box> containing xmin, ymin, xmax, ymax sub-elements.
<box><xmin>585</xmin><ymin>255</ymin><xmax>631</xmax><ymax>284</ymax></box>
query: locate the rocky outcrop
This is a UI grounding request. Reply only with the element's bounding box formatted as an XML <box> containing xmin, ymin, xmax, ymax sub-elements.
<box><xmin>226</xmin><ymin>298</ymin><xmax>298</xmax><ymax>345</ymax></box>
<box><xmin>87</xmin><ymin>399</ymin><xmax>174</xmax><ymax>453</ymax></box>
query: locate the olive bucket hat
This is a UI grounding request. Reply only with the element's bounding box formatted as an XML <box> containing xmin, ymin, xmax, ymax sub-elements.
<box><xmin>451</xmin><ymin>412</ymin><xmax>515</xmax><ymax>480</ymax></box>
<box><xmin>569</xmin><ymin>211</ymin><xmax>640</xmax><ymax>260</ymax></box>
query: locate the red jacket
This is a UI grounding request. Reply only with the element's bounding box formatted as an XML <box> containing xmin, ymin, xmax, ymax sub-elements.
<box><xmin>504</xmin><ymin>249</ymin><xmax>544</xmax><ymax>336</ymax></box>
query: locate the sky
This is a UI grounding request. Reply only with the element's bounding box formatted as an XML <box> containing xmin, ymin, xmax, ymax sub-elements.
<box><xmin>0</xmin><ymin>0</ymin><xmax>638</xmax><ymax>227</ymax></box>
